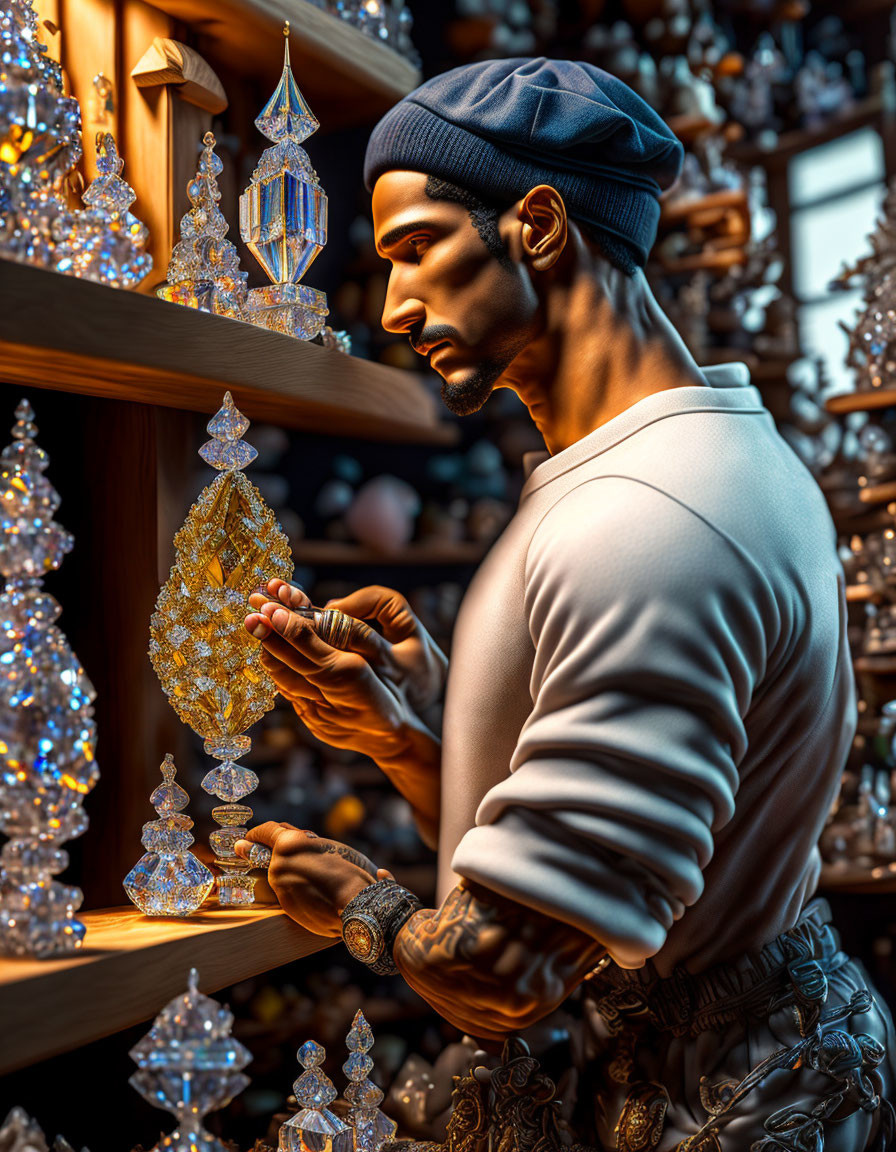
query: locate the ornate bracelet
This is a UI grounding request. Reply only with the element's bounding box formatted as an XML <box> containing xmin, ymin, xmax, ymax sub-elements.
<box><xmin>340</xmin><ymin>879</ymin><xmax>423</xmax><ymax>976</ymax></box>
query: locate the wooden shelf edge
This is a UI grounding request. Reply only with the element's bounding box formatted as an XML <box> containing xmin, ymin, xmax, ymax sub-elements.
<box><xmin>819</xmin><ymin>863</ymin><xmax>896</xmax><ymax>894</ymax></box>
<box><xmin>826</xmin><ymin>389</ymin><xmax>896</xmax><ymax>415</ymax></box>
<box><xmin>0</xmin><ymin>261</ymin><xmax>458</xmax><ymax>446</ymax></box>
<box><xmin>727</xmin><ymin>96</ymin><xmax>888</xmax><ymax>168</ymax></box>
<box><xmin>296</xmin><ymin>539</ymin><xmax>489</xmax><ymax>566</ymax></box>
<box><xmin>0</xmin><ymin>905</ymin><xmax>332</xmax><ymax>1074</ymax></box>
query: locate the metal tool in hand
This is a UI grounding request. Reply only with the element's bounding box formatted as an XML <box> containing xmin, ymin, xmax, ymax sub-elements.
<box><xmin>294</xmin><ymin>604</ymin><xmax>377</xmax><ymax>652</ymax></box>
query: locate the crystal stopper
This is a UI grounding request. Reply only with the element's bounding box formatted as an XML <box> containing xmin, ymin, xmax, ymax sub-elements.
<box><xmin>123</xmin><ymin>755</ymin><xmax>214</xmax><ymax>916</ymax></box>
<box><xmin>149</xmin><ymin>393</ymin><xmax>293</xmax><ymax>906</ymax></box>
<box><xmin>342</xmin><ymin>1011</ymin><xmax>396</xmax><ymax>1152</ymax></box>
<box><xmin>129</xmin><ymin>967</ymin><xmax>251</xmax><ymax>1151</ymax></box>
<box><xmin>279</xmin><ymin>1040</ymin><xmax>353</xmax><ymax>1152</ymax></box>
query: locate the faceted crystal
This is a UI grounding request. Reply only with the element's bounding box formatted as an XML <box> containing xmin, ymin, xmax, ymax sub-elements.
<box><xmin>124</xmin><ymin>756</ymin><xmax>213</xmax><ymax>916</ymax></box>
<box><xmin>0</xmin><ymin>400</ymin><xmax>97</xmax><ymax>957</ymax></box>
<box><xmin>298</xmin><ymin>1040</ymin><xmax>325</xmax><ymax>1068</ymax></box>
<box><xmin>279</xmin><ymin>1039</ymin><xmax>352</xmax><ymax>1152</ymax></box>
<box><xmin>255</xmin><ymin>34</ymin><xmax>319</xmax><ymax>143</ymax></box>
<box><xmin>341</xmin><ymin>1011</ymin><xmax>396</xmax><ymax>1152</ymax></box>
<box><xmin>201</xmin><ymin>762</ymin><xmax>259</xmax><ymax>802</ymax></box>
<box><xmin>347</xmin><ymin>1009</ymin><xmax>374</xmax><ymax>1053</ymax></box>
<box><xmin>343</xmin><ymin>1051</ymin><xmax>374</xmax><ymax>1080</ymax></box>
<box><xmin>129</xmin><ymin>968</ymin><xmax>251</xmax><ymax>1150</ymax></box>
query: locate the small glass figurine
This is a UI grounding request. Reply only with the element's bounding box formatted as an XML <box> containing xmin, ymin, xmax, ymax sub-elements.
<box><xmin>123</xmin><ymin>754</ymin><xmax>214</xmax><ymax>916</ymax></box>
<box><xmin>129</xmin><ymin>967</ymin><xmax>251</xmax><ymax>1152</ymax></box>
<box><xmin>157</xmin><ymin>131</ymin><xmax>248</xmax><ymax>319</ymax></box>
<box><xmin>240</xmin><ymin>23</ymin><xmax>329</xmax><ymax>340</ymax></box>
<box><xmin>280</xmin><ymin>1040</ymin><xmax>353</xmax><ymax>1152</ymax></box>
<box><xmin>149</xmin><ymin>393</ymin><xmax>292</xmax><ymax>904</ymax></box>
<box><xmin>0</xmin><ymin>400</ymin><xmax>99</xmax><ymax>958</ymax></box>
<box><xmin>343</xmin><ymin>1011</ymin><xmax>397</xmax><ymax>1152</ymax></box>
<box><xmin>52</xmin><ymin>131</ymin><xmax>153</xmax><ymax>288</ymax></box>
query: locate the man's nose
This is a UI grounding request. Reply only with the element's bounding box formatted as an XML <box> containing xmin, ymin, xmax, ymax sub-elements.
<box><xmin>380</xmin><ymin>270</ymin><xmax>425</xmax><ymax>336</ymax></box>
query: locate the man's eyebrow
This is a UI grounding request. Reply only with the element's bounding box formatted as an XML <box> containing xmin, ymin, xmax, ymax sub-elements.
<box><xmin>376</xmin><ymin>220</ymin><xmax>435</xmax><ymax>254</ymax></box>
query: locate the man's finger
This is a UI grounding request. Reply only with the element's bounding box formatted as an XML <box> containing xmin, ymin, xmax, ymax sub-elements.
<box><xmin>261</xmin><ymin>604</ymin><xmax>369</xmax><ymax>680</ymax></box>
<box><xmin>267</xmin><ymin>578</ymin><xmax>313</xmax><ymax>610</ymax></box>
<box><xmin>259</xmin><ymin>650</ymin><xmax>326</xmax><ymax>702</ymax></box>
<box><xmin>243</xmin><ymin>821</ymin><xmax>295</xmax><ymax>848</ymax></box>
<box><xmin>325</xmin><ymin>585</ymin><xmax>418</xmax><ymax>644</ymax></box>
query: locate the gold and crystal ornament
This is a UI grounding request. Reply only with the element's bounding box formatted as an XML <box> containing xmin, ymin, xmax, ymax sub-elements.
<box><xmin>123</xmin><ymin>754</ymin><xmax>214</xmax><ymax>916</ymax></box>
<box><xmin>157</xmin><ymin>131</ymin><xmax>248</xmax><ymax>319</ymax></box>
<box><xmin>240</xmin><ymin>23</ymin><xmax>329</xmax><ymax>340</ymax></box>
<box><xmin>149</xmin><ymin>393</ymin><xmax>292</xmax><ymax>905</ymax></box>
<box><xmin>279</xmin><ymin>1040</ymin><xmax>353</xmax><ymax>1152</ymax></box>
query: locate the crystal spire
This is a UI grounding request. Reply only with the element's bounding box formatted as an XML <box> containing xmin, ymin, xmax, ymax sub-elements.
<box><xmin>129</xmin><ymin>968</ymin><xmax>251</xmax><ymax>1152</ymax></box>
<box><xmin>240</xmin><ymin>23</ymin><xmax>328</xmax><ymax>340</ymax></box>
<box><xmin>157</xmin><ymin>132</ymin><xmax>248</xmax><ymax>319</ymax></box>
<box><xmin>342</xmin><ymin>1011</ymin><xmax>396</xmax><ymax>1152</ymax></box>
<box><xmin>149</xmin><ymin>394</ymin><xmax>292</xmax><ymax>905</ymax></box>
<box><xmin>123</xmin><ymin>754</ymin><xmax>214</xmax><ymax>916</ymax></box>
<box><xmin>279</xmin><ymin>1039</ymin><xmax>353</xmax><ymax>1152</ymax></box>
<box><xmin>0</xmin><ymin>399</ymin><xmax>99</xmax><ymax>958</ymax></box>
<box><xmin>52</xmin><ymin>131</ymin><xmax>153</xmax><ymax>289</ymax></box>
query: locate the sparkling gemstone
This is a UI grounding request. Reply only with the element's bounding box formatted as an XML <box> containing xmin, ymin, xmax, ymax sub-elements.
<box><xmin>255</xmin><ymin>55</ymin><xmax>319</xmax><ymax>143</ymax></box>
<box><xmin>297</xmin><ymin>1040</ymin><xmax>325</xmax><ymax>1068</ymax></box>
<box><xmin>294</xmin><ymin>1069</ymin><xmax>337</xmax><ymax>1109</ymax></box>
<box><xmin>345</xmin><ymin>1079</ymin><xmax>383</xmax><ymax>1107</ymax></box>
<box><xmin>347</xmin><ymin>1009</ymin><xmax>374</xmax><ymax>1052</ymax></box>
<box><xmin>343</xmin><ymin>1051</ymin><xmax>374</xmax><ymax>1081</ymax></box>
<box><xmin>201</xmin><ymin>763</ymin><xmax>259</xmax><ymax>802</ymax></box>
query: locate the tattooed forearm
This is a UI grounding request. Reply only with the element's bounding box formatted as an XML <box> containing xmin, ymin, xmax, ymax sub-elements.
<box><xmin>393</xmin><ymin>881</ymin><xmax>607</xmax><ymax>1041</ymax></box>
<box><xmin>313</xmin><ymin>840</ymin><xmax>378</xmax><ymax>877</ymax></box>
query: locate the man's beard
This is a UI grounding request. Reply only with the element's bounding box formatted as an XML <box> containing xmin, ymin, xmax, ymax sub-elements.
<box><xmin>439</xmin><ymin>361</ymin><xmax>505</xmax><ymax>416</ymax></box>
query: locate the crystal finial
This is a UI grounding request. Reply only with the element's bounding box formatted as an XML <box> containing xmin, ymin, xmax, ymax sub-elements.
<box><xmin>342</xmin><ymin>1011</ymin><xmax>396</xmax><ymax>1152</ymax></box>
<box><xmin>279</xmin><ymin>1041</ymin><xmax>353</xmax><ymax>1152</ymax></box>
<box><xmin>52</xmin><ymin>131</ymin><xmax>152</xmax><ymax>288</ymax></box>
<box><xmin>240</xmin><ymin>27</ymin><xmax>328</xmax><ymax>340</ymax></box>
<box><xmin>124</xmin><ymin>755</ymin><xmax>214</xmax><ymax>916</ymax></box>
<box><xmin>156</xmin><ymin>132</ymin><xmax>248</xmax><ymax>319</ymax></box>
<box><xmin>149</xmin><ymin>394</ymin><xmax>292</xmax><ymax>905</ymax></box>
<box><xmin>0</xmin><ymin>398</ymin><xmax>97</xmax><ymax>958</ymax></box>
<box><xmin>129</xmin><ymin>968</ymin><xmax>251</xmax><ymax>1151</ymax></box>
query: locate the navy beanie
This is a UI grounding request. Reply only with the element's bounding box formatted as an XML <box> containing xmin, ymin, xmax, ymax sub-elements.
<box><xmin>364</xmin><ymin>57</ymin><xmax>684</xmax><ymax>267</ymax></box>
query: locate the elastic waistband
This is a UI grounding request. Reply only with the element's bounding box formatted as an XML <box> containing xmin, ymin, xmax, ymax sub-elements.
<box><xmin>585</xmin><ymin>898</ymin><xmax>849</xmax><ymax>1038</ymax></box>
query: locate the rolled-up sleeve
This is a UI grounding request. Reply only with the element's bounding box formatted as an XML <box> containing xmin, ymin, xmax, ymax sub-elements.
<box><xmin>451</xmin><ymin>475</ymin><xmax>772</xmax><ymax>967</ymax></box>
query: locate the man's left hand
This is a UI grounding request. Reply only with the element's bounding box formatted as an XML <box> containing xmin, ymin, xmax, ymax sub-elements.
<box><xmin>234</xmin><ymin>822</ymin><xmax>379</xmax><ymax>938</ymax></box>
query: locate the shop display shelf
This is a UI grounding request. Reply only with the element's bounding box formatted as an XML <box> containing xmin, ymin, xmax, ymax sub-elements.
<box><xmin>0</xmin><ymin>905</ymin><xmax>331</xmax><ymax>1076</ymax></box>
<box><xmin>855</xmin><ymin>655</ymin><xmax>896</xmax><ymax>675</ymax></box>
<box><xmin>658</xmin><ymin>187</ymin><xmax>750</xmax><ymax>229</ymax></box>
<box><xmin>296</xmin><ymin>539</ymin><xmax>489</xmax><ymax>566</ymax></box>
<box><xmin>846</xmin><ymin>583</ymin><xmax>876</xmax><ymax>602</ymax></box>
<box><xmin>146</xmin><ymin>0</ymin><xmax>420</xmax><ymax>129</ymax></box>
<box><xmin>727</xmin><ymin>95</ymin><xmax>889</xmax><ymax>169</ymax></box>
<box><xmin>826</xmin><ymin>388</ymin><xmax>896</xmax><ymax>416</ymax></box>
<box><xmin>819</xmin><ymin>861</ymin><xmax>896</xmax><ymax>895</ymax></box>
<box><xmin>859</xmin><ymin>479</ymin><xmax>896</xmax><ymax>505</ymax></box>
<box><xmin>0</xmin><ymin>262</ymin><xmax>457</xmax><ymax>445</ymax></box>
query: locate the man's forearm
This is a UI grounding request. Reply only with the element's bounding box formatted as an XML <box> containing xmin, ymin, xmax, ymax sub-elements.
<box><xmin>375</xmin><ymin>718</ymin><xmax>441</xmax><ymax>849</ymax></box>
<box><xmin>392</xmin><ymin>881</ymin><xmax>607</xmax><ymax>1041</ymax></box>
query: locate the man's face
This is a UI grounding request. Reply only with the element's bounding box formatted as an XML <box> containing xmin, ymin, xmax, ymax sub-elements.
<box><xmin>372</xmin><ymin>170</ymin><xmax>541</xmax><ymax>416</ymax></box>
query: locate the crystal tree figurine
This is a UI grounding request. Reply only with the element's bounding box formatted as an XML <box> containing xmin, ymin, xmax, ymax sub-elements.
<box><xmin>52</xmin><ymin>131</ymin><xmax>152</xmax><ymax>288</ymax></box>
<box><xmin>129</xmin><ymin>967</ymin><xmax>251</xmax><ymax>1152</ymax></box>
<box><xmin>123</xmin><ymin>754</ymin><xmax>214</xmax><ymax>916</ymax></box>
<box><xmin>240</xmin><ymin>23</ymin><xmax>329</xmax><ymax>340</ymax></box>
<box><xmin>280</xmin><ymin>1040</ymin><xmax>353</xmax><ymax>1152</ymax></box>
<box><xmin>0</xmin><ymin>400</ymin><xmax>99</xmax><ymax>957</ymax></box>
<box><xmin>343</xmin><ymin>1011</ymin><xmax>397</xmax><ymax>1152</ymax></box>
<box><xmin>157</xmin><ymin>132</ymin><xmax>248</xmax><ymax>319</ymax></box>
<box><xmin>149</xmin><ymin>393</ymin><xmax>292</xmax><ymax>905</ymax></box>
<box><xmin>0</xmin><ymin>0</ymin><xmax>83</xmax><ymax>266</ymax></box>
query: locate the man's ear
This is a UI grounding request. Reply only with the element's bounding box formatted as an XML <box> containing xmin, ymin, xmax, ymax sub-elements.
<box><xmin>518</xmin><ymin>185</ymin><xmax>568</xmax><ymax>272</ymax></box>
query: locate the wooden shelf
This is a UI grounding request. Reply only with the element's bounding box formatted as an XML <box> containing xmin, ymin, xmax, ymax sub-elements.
<box><xmin>0</xmin><ymin>262</ymin><xmax>457</xmax><ymax>445</ymax></box>
<box><xmin>847</xmin><ymin>583</ymin><xmax>875</xmax><ymax>602</ymax></box>
<box><xmin>146</xmin><ymin>0</ymin><xmax>420</xmax><ymax>130</ymax></box>
<box><xmin>826</xmin><ymin>388</ymin><xmax>896</xmax><ymax>416</ymax></box>
<box><xmin>819</xmin><ymin>861</ymin><xmax>896</xmax><ymax>894</ymax></box>
<box><xmin>659</xmin><ymin>187</ymin><xmax>749</xmax><ymax>229</ymax></box>
<box><xmin>859</xmin><ymin>479</ymin><xmax>896</xmax><ymax>505</ymax></box>
<box><xmin>0</xmin><ymin>905</ymin><xmax>331</xmax><ymax>1075</ymax></box>
<box><xmin>855</xmin><ymin>655</ymin><xmax>896</xmax><ymax>675</ymax></box>
<box><xmin>296</xmin><ymin>539</ymin><xmax>489</xmax><ymax>566</ymax></box>
<box><xmin>727</xmin><ymin>96</ymin><xmax>888</xmax><ymax>169</ymax></box>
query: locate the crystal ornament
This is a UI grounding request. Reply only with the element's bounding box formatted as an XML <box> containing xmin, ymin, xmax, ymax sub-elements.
<box><xmin>342</xmin><ymin>1010</ymin><xmax>396</xmax><ymax>1152</ymax></box>
<box><xmin>129</xmin><ymin>968</ymin><xmax>251</xmax><ymax>1152</ymax></box>
<box><xmin>149</xmin><ymin>394</ymin><xmax>292</xmax><ymax>905</ymax></box>
<box><xmin>240</xmin><ymin>24</ymin><xmax>328</xmax><ymax>341</ymax></box>
<box><xmin>0</xmin><ymin>0</ymin><xmax>83</xmax><ymax>267</ymax></box>
<box><xmin>157</xmin><ymin>132</ymin><xmax>248</xmax><ymax>319</ymax></box>
<box><xmin>52</xmin><ymin>131</ymin><xmax>152</xmax><ymax>288</ymax></box>
<box><xmin>0</xmin><ymin>400</ymin><xmax>98</xmax><ymax>958</ymax></box>
<box><xmin>123</xmin><ymin>754</ymin><xmax>214</xmax><ymax>916</ymax></box>
<box><xmin>279</xmin><ymin>1040</ymin><xmax>353</xmax><ymax>1152</ymax></box>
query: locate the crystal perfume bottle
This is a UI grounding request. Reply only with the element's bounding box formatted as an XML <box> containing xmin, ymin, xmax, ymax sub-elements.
<box><xmin>52</xmin><ymin>132</ymin><xmax>152</xmax><ymax>288</ymax></box>
<box><xmin>149</xmin><ymin>393</ymin><xmax>292</xmax><ymax>905</ymax></box>
<box><xmin>343</xmin><ymin>1010</ymin><xmax>397</xmax><ymax>1152</ymax></box>
<box><xmin>279</xmin><ymin>1040</ymin><xmax>353</xmax><ymax>1152</ymax></box>
<box><xmin>157</xmin><ymin>131</ymin><xmax>248</xmax><ymax>319</ymax></box>
<box><xmin>123</xmin><ymin>754</ymin><xmax>214</xmax><ymax>916</ymax></box>
<box><xmin>240</xmin><ymin>23</ymin><xmax>329</xmax><ymax>340</ymax></box>
<box><xmin>129</xmin><ymin>968</ymin><xmax>251</xmax><ymax>1152</ymax></box>
<box><xmin>0</xmin><ymin>400</ymin><xmax>99</xmax><ymax>958</ymax></box>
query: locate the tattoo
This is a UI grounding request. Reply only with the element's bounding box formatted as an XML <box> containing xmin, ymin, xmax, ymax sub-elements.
<box><xmin>316</xmin><ymin>840</ymin><xmax>378</xmax><ymax>878</ymax></box>
<box><xmin>393</xmin><ymin>881</ymin><xmax>606</xmax><ymax>1040</ymax></box>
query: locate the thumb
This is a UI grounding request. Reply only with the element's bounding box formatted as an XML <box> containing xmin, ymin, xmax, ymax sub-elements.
<box><xmin>326</xmin><ymin>585</ymin><xmax>418</xmax><ymax>644</ymax></box>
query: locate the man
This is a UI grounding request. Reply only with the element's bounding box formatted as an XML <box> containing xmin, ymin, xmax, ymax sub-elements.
<box><xmin>238</xmin><ymin>59</ymin><xmax>896</xmax><ymax>1149</ymax></box>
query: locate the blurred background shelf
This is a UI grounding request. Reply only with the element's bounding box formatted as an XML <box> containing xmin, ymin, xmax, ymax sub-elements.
<box><xmin>819</xmin><ymin>862</ymin><xmax>896</xmax><ymax>894</ymax></box>
<box><xmin>825</xmin><ymin>388</ymin><xmax>896</xmax><ymax>415</ymax></box>
<box><xmin>146</xmin><ymin>0</ymin><xmax>421</xmax><ymax>129</ymax></box>
<box><xmin>0</xmin><ymin>906</ymin><xmax>330</xmax><ymax>1075</ymax></box>
<box><xmin>295</xmin><ymin>539</ymin><xmax>489</xmax><ymax>566</ymax></box>
<box><xmin>0</xmin><ymin>261</ymin><xmax>456</xmax><ymax>445</ymax></box>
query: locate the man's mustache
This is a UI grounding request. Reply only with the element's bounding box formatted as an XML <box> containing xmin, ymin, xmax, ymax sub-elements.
<box><xmin>409</xmin><ymin>323</ymin><xmax>462</xmax><ymax>356</ymax></box>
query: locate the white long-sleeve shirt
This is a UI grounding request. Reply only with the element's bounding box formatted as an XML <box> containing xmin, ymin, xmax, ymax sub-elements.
<box><xmin>442</xmin><ymin>363</ymin><xmax>854</xmax><ymax>974</ymax></box>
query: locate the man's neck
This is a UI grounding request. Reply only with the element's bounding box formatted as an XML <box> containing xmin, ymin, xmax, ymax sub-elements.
<box><xmin>502</xmin><ymin>250</ymin><xmax>707</xmax><ymax>455</ymax></box>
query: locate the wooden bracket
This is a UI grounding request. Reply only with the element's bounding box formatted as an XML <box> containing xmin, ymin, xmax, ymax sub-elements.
<box><xmin>131</xmin><ymin>37</ymin><xmax>228</xmax><ymax>114</ymax></box>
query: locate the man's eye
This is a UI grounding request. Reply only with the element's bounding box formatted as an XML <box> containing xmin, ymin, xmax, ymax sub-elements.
<box><xmin>408</xmin><ymin>236</ymin><xmax>429</xmax><ymax>256</ymax></box>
